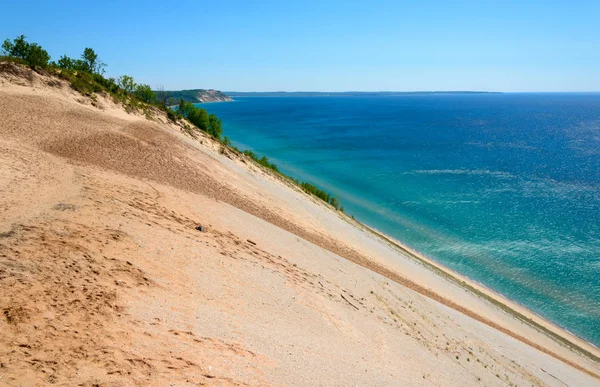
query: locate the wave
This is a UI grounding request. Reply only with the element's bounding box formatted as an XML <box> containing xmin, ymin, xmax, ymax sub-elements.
<box><xmin>406</xmin><ymin>169</ymin><xmax>514</xmax><ymax>178</ymax></box>
<box><xmin>466</xmin><ymin>141</ymin><xmax>538</xmax><ymax>150</ymax></box>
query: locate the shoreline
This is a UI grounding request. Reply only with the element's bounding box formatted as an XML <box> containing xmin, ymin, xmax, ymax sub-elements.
<box><xmin>243</xmin><ymin>152</ymin><xmax>600</xmax><ymax>378</ymax></box>
<box><xmin>253</xmin><ymin>152</ymin><xmax>600</xmax><ymax>370</ymax></box>
<box><xmin>211</xmin><ymin>116</ymin><xmax>600</xmax><ymax>374</ymax></box>
<box><xmin>2</xmin><ymin>66</ymin><xmax>599</xmax><ymax>384</ymax></box>
<box><xmin>218</xmin><ymin>127</ymin><xmax>600</xmax><ymax>359</ymax></box>
<box><xmin>200</xmin><ymin>96</ymin><xmax>600</xmax><ymax>361</ymax></box>
<box><xmin>357</xmin><ymin>220</ymin><xmax>600</xmax><ymax>359</ymax></box>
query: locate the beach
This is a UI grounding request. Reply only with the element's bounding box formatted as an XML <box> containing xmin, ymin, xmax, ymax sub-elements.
<box><xmin>201</xmin><ymin>93</ymin><xmax>600</xmax><ymax>347</ymax></box>
<box><xmin>1</xmin><ymin>64</ymin><xmax>599</xmax><ymax>386</ymax></box>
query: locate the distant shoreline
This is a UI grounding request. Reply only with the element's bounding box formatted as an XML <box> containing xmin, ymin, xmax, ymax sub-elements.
<box><xmin>225</xmin><ymin>91</ymin><xmax>500</xmax><ymax>97</ymax></box>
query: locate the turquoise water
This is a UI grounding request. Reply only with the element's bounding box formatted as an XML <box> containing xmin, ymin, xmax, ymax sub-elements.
<box><xmin>201</xmin><ymin>93</ymin><xmax>600</xmax><ymax>346</ymax></box>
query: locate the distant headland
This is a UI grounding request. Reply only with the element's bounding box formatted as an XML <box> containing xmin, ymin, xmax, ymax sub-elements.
<box><xmin>159</xmin><ymin>88</ymin><xmax>233</xmax><ymax>103</ymax></box>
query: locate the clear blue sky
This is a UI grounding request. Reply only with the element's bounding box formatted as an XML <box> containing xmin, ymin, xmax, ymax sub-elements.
<box><xmin>2</xmin><ymin>0</ymin><xmax>599</xmax><ymax>91</ymax></box>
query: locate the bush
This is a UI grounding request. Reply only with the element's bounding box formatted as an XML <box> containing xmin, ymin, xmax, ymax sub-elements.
<box><xmin>135</xmin><ymin>84</ymin><xmax>155</xmax><ymax>103</ymax></box>
<box><xmin>58</xmin><ymin>69</ymin><xmax>102</xmax><ymax>95</ymax></box>
<box><xmin>82</xmin><ymin>47</ymin><xmax>101</xmax><ymax>74</ymax></box>
<box><xmin>208</xmin><ymin>114</ymin><xmax>223</xmax><ymax>139</ymax></box>
<box><xmin>188</xmin><ymin>107</ymin><xmax>209</xmax><ymax>131</ymax></box>
<box><xmin>166</xmin><ymin>108</ymin><xmax>178</xmax><ymax>122</ymax></box>
<box><xmin>176</xmin><ymin>100</ymin><xmax>220</xmax><ymax>137</ymax></box>
<box><xmin>2</xmin><ymin>35</ymin><xmax>50</xmax><ymax>68</ymax></box>
<box><xmin>0</xmin><ymin>55</ymin><xmax>26</xmax><ymax>65</ymax></box>
<box><xmin>94</xmin><ymin>74</ymin><xmax>120</xmax><ymax>94</ymax></box>
<box><xmin>118</xmin><ymin>75</ymin><xmax>136</xmax><ymax>93</ymax></box>
<box><xmin>56</xmin><ymin>54</ymin><xmax>87</xmax><ymax>72</ymax></box>
<box><xmin>330</xmin><ymin>196</ymin><xmax>341</xmax><ymax>210</ymax></box>
<box><xmin>238</xmin><ymin>150</ymin><xmax>342</xmax><ymax>209</ymax></box>
<box><xmin>301</xmin><ymin>181</ymin><xmax>331</xmax><ymax>203</ymax></box>
<box><xmin>242</xmin><ymin>150</ymin><xmax>279</xmax><ymax>172</ymax></box>
<box><xmin>243</xmin><ymin>149</ymin><xmax>257</xmax><ymax>159</ymax></box>
<box><xmin>2</xmin><ymin>35</ymin><xmax>29</xmax><ymax>59</ymax></box>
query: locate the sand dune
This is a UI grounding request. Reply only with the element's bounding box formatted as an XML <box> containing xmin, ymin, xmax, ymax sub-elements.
<box><xmin>1</xmin><ymin>64</ymin><xmax>599</xmax><ymax>386</ymax></box>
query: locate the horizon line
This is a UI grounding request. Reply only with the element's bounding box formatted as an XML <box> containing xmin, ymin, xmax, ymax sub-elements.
<box><xmin>220</xmin><ymin>90</ymin><xmax>600</xmax><ymax>94</ymax></box>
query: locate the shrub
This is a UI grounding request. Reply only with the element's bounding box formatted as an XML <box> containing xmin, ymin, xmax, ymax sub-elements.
<box><xmin>208</xmin><ymin>114</ymin><xmax>222</xmax><ymax>139</ymax></box>
<box><xmin>118</xmin><ymin>75</ymin><xmax>136</xmax><ymax>93</ymax></box>
<box><xmin>2</xmin><ymin>35</ymin><xmax>50</xmax><ymax>68</ymax></box>
<box><xmin>257</xmin><ymin>156</ymin><xmax>279</xmax><ymax>172</ymax></box>
<box><xmin>24</xmin><ymin>44</ymin><xmax>50</xmax><ymax>67</ymax></box>
<box><xmin>57</xmin><ymin>68</ymin><xmax>102</xmax><ymax>95</ymax></box>
<box><xmin>2</xmin><ymin>35</ymin><xmax>29</xmax><ymax>59</ymax></box>
<box><xmin>0</xmin><ymin>55</ymin><xmax>26</xmax><ymax>65</ymax></box>
<box><xmin>177</xmin><ymin>100</ymin><xmax>217</xmax><ymax>136</ymax></box>
<box><xmin>243</xmin><ymin>149</ymin><xmax>256</xmax><ymax>159</ymax></box>
<box><xmin>166</xmin><ymin>108</ymin><xmax>178</xmax><ymax>122</ymax></box>
<box><xmin>56</xmin><ymin>54</ymin><xmax>87</xmax><ymax>71</ymax></box>
<box><xmin>188</xmin><ymin>107</ymin><xmax>209</xmax><ymax>131</ymax></box>
<box><xmin>242</xmin><ymin>150</ymin><xmax>279</xmax><ymax>172</ymax></box>
<box><xmin>94</xmin><ymin>75</ymin><xmax>120</xmax><ymax>94</ymax></box>
<box><xmin>135</xmin><ymin>84</ymin><xmax>155</xmax><ymax>103</ymax></box>
<box><xmin>300</xmin><ymin>181</ymin><xmax>331</xmax><ymax>203</ymax></box>
<box><xmin>81</xmin><ymin>47</ymin><xmax>103</xmax><ymax>74</ymax></box>
<box><xmin>330</xmin><ymin>196</ymin><xmax>341</xmax><ymax>210</ymax></box>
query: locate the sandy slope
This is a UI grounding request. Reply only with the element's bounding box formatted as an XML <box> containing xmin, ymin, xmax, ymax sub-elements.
<box><xmin>1</xmin><ymin>64</ymin><xmax>599</xmax><ymax>386</ymax></box>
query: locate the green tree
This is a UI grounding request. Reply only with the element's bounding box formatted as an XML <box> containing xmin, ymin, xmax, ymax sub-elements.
<box><xmin>178</xmin><ymin>99</ymin><xmax>193</xmax><ymax>117</ymax></box>
<box><xmin>24</xmin><ymin>44</ymin><xmax>50</xmax><ymax>67</ymax></box>
<box><xmin>188</xmin><ymin>107</ymin><xmax>209</xmax><ymax>131</ymax></box>
<box><xmin>176</xmin><ymin>101</ymin><xmax>213</xmax><ymax>133</ymax></box>
<box><xmin>135</xmin><ymin>84</ymin><xmax>155</xmax><ymax>103</ymax></box>
<box><xmin>2</xmin><ymin>35</ymin><xmax>29</xmax><ymax>58</ymax></box>
<box><xmin>81</xmin><ymin>47</ymin><xmax>105</xmax><ymax>74</ymax></box>
<box><xmin>56</xmin><ymin>54</ymin><xmax>87</xmax><ymax>71</ymax></box>
<box><xmin>118</xmin><ymin>75</ymin><xmax>136</xmax><ymax>93</ymax></box>
<box><xmin>2</xmin><ymin>35</ymin><xmax>50</xmax><ymax>67</ymax></box>
<box><xmin>330</xmin><ymin>197</ymin><xmax>341</xmax><ymax>210</ymax></box>
<box><xmin>57</xmin><ymin>55</ymin><xmax>74</xmax><ymax>69</ymax></box>
<box><xmin>208</xmin><ymin>113</ymin><xmax>223</xmax><ymax>139</ymax></box>
<box><xmin>81</xmin><ymin>48</ymin><xmax>97</xmax><ymax>72</ymax></box>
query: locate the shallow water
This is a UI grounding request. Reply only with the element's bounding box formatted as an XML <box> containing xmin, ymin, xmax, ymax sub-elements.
<box><xmin>202</xmin><ymin>93</ymin><xmax>600</xmax><ymax>346</ymax></box>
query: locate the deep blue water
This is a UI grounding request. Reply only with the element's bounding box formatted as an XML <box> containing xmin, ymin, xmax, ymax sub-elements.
<box><xmin>201</xmin><ymin>93</ymin><xmax>600</xmax><ymax>346</ymax></box>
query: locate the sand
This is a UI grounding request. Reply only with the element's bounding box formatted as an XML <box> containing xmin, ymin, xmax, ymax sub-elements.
<box><xmin>1</xmin><ymin>63</ymin><xmax>599</xmax><ymax>386</ymax></box>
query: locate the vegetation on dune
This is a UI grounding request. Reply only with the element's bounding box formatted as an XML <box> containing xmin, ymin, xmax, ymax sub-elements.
<box><xmin>242</xmin><ymin>150</ymin><xmax>279</xmax><ymax>172</ymax></box>
<box><xmin>167</xmin><ymin>89</ymin><xmax>205</xmax><ymax>102</ymax></box>
<box><xmin>300</xmin><ymin>182</ymin><xmax>342</xmax><ymax>210</ymax></box>
<box><xmin>1</xmin><ymin>34</ymin><xmax>344</xmax><ymax>212</ymax></box>
<box><xmin>2</xmin><ymin>35</ymin><xmax>50</xmax><ymax>68</ymax></box>
<box><xmin>238</xmin><ymin>149</ymin><xmax>343</xmax><ymax>210</ymax></box>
